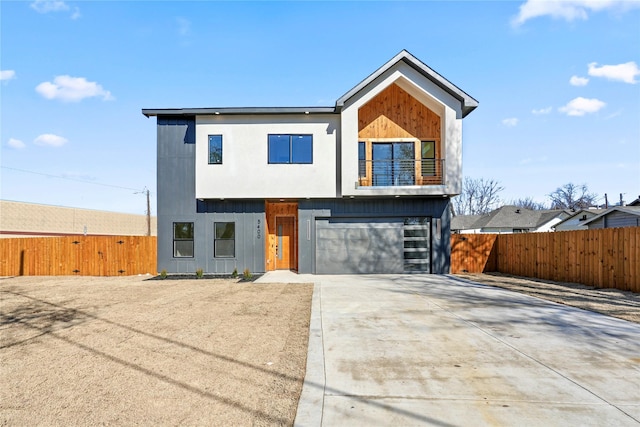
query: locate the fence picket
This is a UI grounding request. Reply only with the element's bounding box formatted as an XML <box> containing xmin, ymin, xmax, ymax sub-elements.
<box><xmin>451</xmin><ymin>227</ymin><xmax>639</xmax><ymax>292</ymax></box>
<box><xmin>0</xmin><ymin>236</ymin><xmax>157</xmax><ymax>276</ymax></box>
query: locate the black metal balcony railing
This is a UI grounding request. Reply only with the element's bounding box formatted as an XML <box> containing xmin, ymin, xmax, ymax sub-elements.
<box><xmin>358</xmin><ymin>159</ymin><xmax>445</xmax><ymax>187</ymax></box>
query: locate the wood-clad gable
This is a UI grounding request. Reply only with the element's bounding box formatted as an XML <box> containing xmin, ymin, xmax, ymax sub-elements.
<box><xmin>358</xmin><ymin>83</ymin><xmax>441</xmax><ymax>140</ymax></box>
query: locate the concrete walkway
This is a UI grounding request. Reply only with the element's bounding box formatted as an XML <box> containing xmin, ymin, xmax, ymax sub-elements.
<box><xmin>257</xmin><ymin>273</ymin><xmax>640</xmax><ymax>426</ymax></box>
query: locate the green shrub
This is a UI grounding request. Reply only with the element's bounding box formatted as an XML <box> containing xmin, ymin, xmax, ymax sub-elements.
<box><xmin>196</xmin><ymin>268</ymin><xmax>204</xmax><ymax>279</ymax></box>
<box><xmin>231</xmin><ymin>268</ymin><xmax>238</xmax><ymax>278</ymax></box>
<box><xmin>159</xmin><ymin>269</ymin><xmax>167</xmax><ymax>279</ymax></box>
<box><xmin>243</xmin><ymin>268</ymin><xmax>252</xmax><ymax>280</ymax></box>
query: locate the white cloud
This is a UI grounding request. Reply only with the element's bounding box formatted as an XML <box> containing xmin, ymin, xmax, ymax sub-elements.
<box><xmin>177</xmin><ymin>17</ymin><xmax>191</xmax><ymax>36</ymax></box>
<box><xmin>532</xmin><ymin>106</ymin><xmax>552</xmax><ymax>115</ymax></box>
<box><xmin>502</xmin><ymin>118</ymin><xmax>519</xmax><ymax>127</ymax></box>
<box><xmin>512</xmin><ymin>0</ymin><xmax>640</xmax><ymax>27</ymax></box>
<box><xmin>569</xmin><ymin>75</ymin><xmax>589</xmax><ymax>86</ymax></box>
<box><xmin>71</xmin><ymin>7</ymin><xmax>81</xmax><ymax>20</ymax></box>
<box><xmin>559</xmin><ymin>97</ymin><xmax>606</xmax><ymax>116</ymax></box>
<box><xmin>588</xmin><ymin>61</ymin><xmax>640</xmax><ymax>84</ymax></box>
<box><xmin>34</xmin><ymin>133</ymin><xmax>69</xmax><ymax>147</ymax></box>
<box><xmin>1</xmin><ymin>70</ymin><xmax>16</xmax><ymax>81</ymax></box>
<box><xmin>36</xmin><ymin>75</ymin><xmax>114</xmax><ymax>102</ymax></box>
<box><xmin>30</xmin><ymin>0</ymin><xmax>69</xmax><ymax>13</ymax></box>
<box><xmin>7</xmin><ymin>138</ymin><xmax>26</xmax><ymax>149</ymax></box>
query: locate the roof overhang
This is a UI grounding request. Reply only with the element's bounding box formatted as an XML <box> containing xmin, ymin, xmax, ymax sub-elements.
<box><xmin>335</xmin><ymin>50</ymin><xmax>478</xmax><ymax>118</ymax></box>
<box><xmin>142</xmin><ymin>107</ymin><xmax>336</xmax><ymax>118</ymax></box>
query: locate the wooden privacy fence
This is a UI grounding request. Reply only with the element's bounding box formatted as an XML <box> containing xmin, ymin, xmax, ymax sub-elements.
<box><xmin>0</xmin><ymin>236</ymin><xmax>157</xmax><ymax>276</ymax></box>
<box><xmin>451</xmin><ymin>227</ymin><xmax>640</xmax><ymax>292</ymax></box>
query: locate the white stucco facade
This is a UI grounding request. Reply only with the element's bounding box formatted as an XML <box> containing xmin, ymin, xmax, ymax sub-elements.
<box><xmin>195</xmin><ymin>114</ymin><xmax>339</xmax><ymax>199</ymax></box>
<box><xmin>340</xmin><ymin>62</ymin><xmax>464</xmax><ymax>198</ymax></box>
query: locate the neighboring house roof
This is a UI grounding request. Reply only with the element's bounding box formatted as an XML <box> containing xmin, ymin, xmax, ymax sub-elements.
<box><xmin>451</xmin><ymin>215</ymin><xmax>482</xmax><ymax>231</ymax></box>
<box><xmin>628</xmin><ymin>197</ymin><xmax>640</xmax><ymax>206</ymax></box>
<box><xmin>473</xmin><ymin>206</ymin><xmax>563</xmax><ymax>230</ymax></box>
<box><xmin>454</xmin><ymin>206</ymin><xmax>567</xmax><ymax>232</ymax></box>
<box><xmin>143</xmin><ymin>50</ymin><xmax>479</xmax><ymax>119</ymax></box>
<box><xmin>581</xmin><ymin>206</ymin><xmax>640</xmax><ymax>227</ymax></box>
<box><xmin>553</xmin><ymin>209</ymin><xmax>606</xmax><ymax>230</ymax></box>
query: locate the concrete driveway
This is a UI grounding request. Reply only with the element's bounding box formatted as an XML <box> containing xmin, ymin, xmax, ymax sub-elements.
<box><xmin>288</xmin><ymin>274</ymin><xmax>640</xmax><ymax>426</ymax></box>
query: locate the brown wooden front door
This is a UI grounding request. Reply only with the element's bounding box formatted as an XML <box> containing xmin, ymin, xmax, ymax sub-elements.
<box><xmin>275</xmin><ymin>216</ymin><xmax>295</xmax><ymax>270</ymax></box>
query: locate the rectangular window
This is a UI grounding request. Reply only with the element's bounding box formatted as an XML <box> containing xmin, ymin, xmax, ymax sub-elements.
<box><xmin>358</xmin><ymin>141</ymin><xmax>366</xmax><ymax>178</ymax></box>
<box><xmin>173</xmin><ymin>222</ymin><xmax>194</xmax><ymax>258</ymax></box>
<box><xmin>421</xmin><ymin>141</ymin><xmax>436</xmax><ymax>176</ymax></box>
<box><xmin>214</xmin><ymin>222</ymin><xmax>235</xmax><ymax>258</ymax></box>
<box><xmin>268</xmin><ymin>134</ymin><xmax>312</xmax><ymax>164</ymax></box>
<box><xmin>372</xmin><ymin>142</ymin><xmax>414</xmax><ymax>186</ymax></box>
<box><xmin>209</xmin><ymin>135</ymin><xmax>223</xmax><ymax>164</ymax></box>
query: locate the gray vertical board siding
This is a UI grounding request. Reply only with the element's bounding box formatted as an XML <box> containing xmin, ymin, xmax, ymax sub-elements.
<box><xmin>605</xmin><ymin>211</ymin><xmax>640</xmax><ymax>228</ymax></box>
<box><xmin>198</xmin><ymin>200</ymin><xmax>266</xmax><ymax>274</ymax></box>
<box><xmin>157</xmin><ymin>117</ymin><xmax>197</xmax><ymax>274</ymax></box>
<box><xmin>298</xmin><ymin>197</ymin><xmax>451</xmax><ymax>274</ymax></box>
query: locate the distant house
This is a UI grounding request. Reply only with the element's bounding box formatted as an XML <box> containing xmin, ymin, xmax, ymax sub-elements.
<box><xmin>452</xmin><ymin>206</ymin><xmax>569</xmax><ymax>234</ymax></box>
<box><xmin>0</xmin><ymin>200</ymin><xmax>157</xmax><ymax>238</ymax></box>
<box><xmin>581</xmin><ymin>206</ymin><xmax>640</xmax><ymax>229</ymax></box>
<box><xmin>142</xmin><ymin>50</ymin><xmax>478</xmax><ymax>275</ymax></box>
<box><xmin>450</xmin><ymin>215</ymin><xmax>481</xmax><ymax>234</ymax></box>
<box><xmin>553</xmin><ymin>209</ymin><xmax>605</xmax><ymax>231</ymax></box>
<box><xmin>628</xmin><ymin>196</ymin><xmax>640</xmax><ymax>207</ymax></box>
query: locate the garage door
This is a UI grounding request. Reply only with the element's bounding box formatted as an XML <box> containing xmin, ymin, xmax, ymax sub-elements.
<box><xmin>315</xmin><ymin>217</ymin><xmax>431</xmax><ymax>274</ymax></box>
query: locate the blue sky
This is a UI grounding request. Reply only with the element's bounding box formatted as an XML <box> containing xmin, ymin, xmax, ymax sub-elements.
<box><xmin>2</xmin><ymin>0</ymin><xmax>639</xmax><ymax>215</ymax></box>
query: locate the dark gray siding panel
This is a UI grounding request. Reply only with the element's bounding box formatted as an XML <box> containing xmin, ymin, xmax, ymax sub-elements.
<box><xmin>157</xmin><ymin>117</ymin><xmax>197</xmax><ymax>274</ymax></box>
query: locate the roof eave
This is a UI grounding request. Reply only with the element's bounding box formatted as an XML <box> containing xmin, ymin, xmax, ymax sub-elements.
<box><xmin>142</xmin><ymin>107</ymin><xmax>337</xmax><ymax>118</ymax></box>
<box><xmin>335</xmin><ymin>50</ymin><xmax>478</xmax><ymax>118</ymax></box>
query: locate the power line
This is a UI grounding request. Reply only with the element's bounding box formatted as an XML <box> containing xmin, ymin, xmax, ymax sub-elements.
<box><xmin>1</xmin><ymin>166</ymin><xmax>149</xmax><ymax>193</ymax></box>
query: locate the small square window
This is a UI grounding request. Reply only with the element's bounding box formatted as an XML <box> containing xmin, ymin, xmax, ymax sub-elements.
<box><xmin>214</xmin><ymin>222</ymin><xmax>235</xmax><ymax>258</ymax></box>
<box><xmin>209</xmin><ymin>135</ymin><xmax>223</xmax><ymax>164</ymax></box>
<box><xmin>173</xmin><ymin>222</ymin><xmax>194</xmax><ymax>257</ymax></box>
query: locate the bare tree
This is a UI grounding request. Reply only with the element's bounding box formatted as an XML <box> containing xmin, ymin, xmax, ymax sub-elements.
<box><xmin>510</xmin><ymin>197</ymin><xmax>548</xmax><ymax>210</ymax></box>
<box><xmin>548</xmin><ymin>183</ymin><xmax>598</xmax><ymax>210</ymax></box>
<box><xmin>452</xmin><ymin>177</ymin><xmax>504</xmax><ymax>216</ymax></box>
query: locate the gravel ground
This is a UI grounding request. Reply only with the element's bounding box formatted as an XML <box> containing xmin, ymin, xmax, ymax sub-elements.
<box><xmin>0</xmin><ymin>276</ymin><xmax>313</xmax><ymax>426</ymax></box>
<box><xmin>454</xmin><ymin>272</ymin><xmax>640</xmax><ymax>324</ymax></box>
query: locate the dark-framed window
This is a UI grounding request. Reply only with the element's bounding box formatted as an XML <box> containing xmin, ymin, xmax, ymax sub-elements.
<box><xmin>173</xmin><ymin>222</ymin><xmax>194</xmax><ymax>257</ymax></box>
<box><xmin>421</xmin><ymin>140</ymin><xmax>436</xmax><ymax>176</ymax></box>
<box><xmin>214</xmin><ymin>222</ymin><xmax>235</xmax><ymax>258</ymax></box>
<box><xmin>209</xmin><ymin>135</ymin><xmax>223</xmax><ymax>164</ymax></box>
<box><xmin>372</xmin><ymin>141</ymin><xmax>414</xmax><ymax>186</ymax></box>
<box><xmin>268</xmin><ymin>134</ymin><xmax>312</xmax><ymax>164</ymax></box>
<box><xmin>358</xmin><ymin>141</ymin><xmax>366</xmax><ymax>178</ymax></box>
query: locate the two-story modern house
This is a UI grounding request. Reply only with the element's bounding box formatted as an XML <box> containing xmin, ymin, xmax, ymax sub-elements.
<box><xmin>142</xmin><ymin>50</ymin><xmax>477</xmax><ymax>275</ymax></box>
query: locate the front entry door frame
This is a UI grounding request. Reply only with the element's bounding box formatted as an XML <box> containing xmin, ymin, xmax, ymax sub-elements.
<box><xmin>265</xmin><ymin>201</ymin><xmax>298</xmax><ymax>272</ymax></box>
<box><xmin>275</xmin><ymin>215</ymin><xmax>296</xmax><ymax>270</ymax></box>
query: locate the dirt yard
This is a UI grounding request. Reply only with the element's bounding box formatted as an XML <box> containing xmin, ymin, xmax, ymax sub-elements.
<box><xmin>0</xmin><ymin>276</ymin><xmax>313</xmax><ymax>426</ymax></box>
<box><xmin>455</xmin><ymin>272</ymin><xmax>640</xmax><ymax>324</ymax></box>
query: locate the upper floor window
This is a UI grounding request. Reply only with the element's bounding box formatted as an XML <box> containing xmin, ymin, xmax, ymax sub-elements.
<box><xmin>173</xmin><ymin>222</ymin><xmax>194</xmax><ymax>258</ymax></box>
<box><xmin>209</xmin><ymin>135</ymin><xmax>222</xmax><ymax>164</ymax></box>
<box><xmin>268</xmin><ymin>134</ymin><xmax>312</xmax><ymax>164</ymax></box>
<box><xmin>357</xmin><ymin>139</ymin><xmax>443</xmax><ymax>187</ymax></box>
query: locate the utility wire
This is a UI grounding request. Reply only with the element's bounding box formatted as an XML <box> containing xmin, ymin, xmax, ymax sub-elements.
<box><xmin>1</xmin><ymin>166</ymin><xmax>149</xmax><ymax>193</ymax></box>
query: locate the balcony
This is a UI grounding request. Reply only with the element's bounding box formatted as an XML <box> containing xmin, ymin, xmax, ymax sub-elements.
<box><xmin>358</xmin><ymin>159</ymin><xmax>445</xmax><ymax>187</ymax></box>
